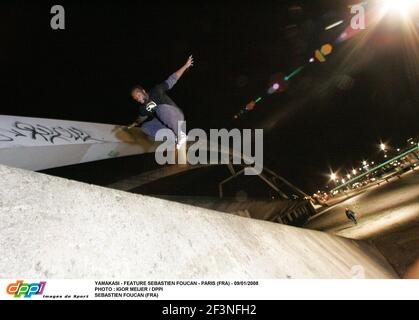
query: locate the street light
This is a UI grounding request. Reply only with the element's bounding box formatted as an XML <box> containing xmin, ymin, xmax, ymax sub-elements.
<box><xmin>380</xmin><ymin>143</ymin><xmax>387</xmax><ymax>151</ymax></box>
<box><xmin>331</xmin><ymin>173</ymin><xmax>337</xmax><ymax>181</ymax></box>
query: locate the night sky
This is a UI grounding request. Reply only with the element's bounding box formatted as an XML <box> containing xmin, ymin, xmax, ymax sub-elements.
<box><xmin>1</xmin><ymin>0</ymin><xmax>418</xmax><ymax>192</ymax></box>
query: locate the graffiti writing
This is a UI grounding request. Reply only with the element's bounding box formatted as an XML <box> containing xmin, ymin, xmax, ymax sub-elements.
<box><xmin>0</xmin><ymin>121</ymin><xmax>105</xmax><ymax>144</ymax></box>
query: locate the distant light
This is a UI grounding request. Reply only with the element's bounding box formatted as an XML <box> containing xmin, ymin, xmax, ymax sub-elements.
<box><xmin>342</xmin><ymin>179</ymin><xmax>346</xmax><ymax>184</ymax></box>
<box><xmin>246</xmin><ymin>101</ymin><xmax>256</xmax><ymax>110</ymax></box>
<box><xmin>325</xmin><ymin>20</ymin><xmax>344</xmax><ymax>31</ymax></box>
<box><xmin>285</xmin><ymin>66</ymin><xmax>305</xmax><ymax>81</ymax></box>
<box><xmin>331</xmin><ymin>173</ymin><xmax>337</xmax><ymax>181</ymax></box>
<box><xmin>384</xmin><ymin>154</ymin><xmax>388</xmax><ymax>158</ymax></box>
<box><xmin>363</xmin><ymin>161</ymin><xmax>367</xmax><ymax>166</ymax></box>
<box><xmin>352</xmin><ymin>169</ymin><xmax>357</xmax><ymax>175</ymax></box>
<box><xmin>321</xmin><ymin>44</ymin><xmax>333</xmax><ymax>56</ymax></box>
<box><xmin>309</xmin><ymin>58</ymin><xmax>315</xmax><ymax>63</ymax></box>
<box><xmin>380</xmin><ymin>143</ymin><xmax>387</xmax><ymax>151</ymax></box>
<box><xmin>397</xmin><ymin>148</ymin><xmax>401</xmax><ymax>152</ymax></box>
<box><xmin>347</xmin><ymin>174</ymin><xmax>351</xmax><ymax>179</ymax></box>
<box><xmin>273</xmin><ymin>83</ymin><xmax>280</xmax><ymax>90</ymax></box>
<box><xmin>255</xmin><ymin>97</ymin><xmax>263</xmax><ymax>103</ymax></box>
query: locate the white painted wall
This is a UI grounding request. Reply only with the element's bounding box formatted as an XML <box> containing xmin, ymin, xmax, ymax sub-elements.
<box><xmin>0</xmin><ymin>115</ymin><xmax>157</xmax><ymax>170</ymax></box>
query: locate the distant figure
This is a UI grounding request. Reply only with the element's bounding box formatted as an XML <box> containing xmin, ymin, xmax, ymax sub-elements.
<box><xmin>345</xmin><ymin>208</ymin><xmax>358</xmax><ymax>225</ymax></box>
<box><xmin>128</xmin><ymin>55</ymin><xmax>194</xmax><ymax>150</ymax></box>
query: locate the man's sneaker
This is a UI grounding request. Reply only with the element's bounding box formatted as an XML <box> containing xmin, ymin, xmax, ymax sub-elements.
<box><xmin>176</xmin><ymin>132</ymin><xmax>188</xmax><ymax>150</ymax></box>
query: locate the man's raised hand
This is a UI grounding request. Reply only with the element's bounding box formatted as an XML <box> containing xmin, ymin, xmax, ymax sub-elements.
<box><xmin>175</xmin><ymin>55</ymin><xmax>194</xmax><ymax>79</ymax></box>
<box><xmin>185</xmin><ymin>55</ymin><xmax>194</xmax><ymax>69</ymax></box>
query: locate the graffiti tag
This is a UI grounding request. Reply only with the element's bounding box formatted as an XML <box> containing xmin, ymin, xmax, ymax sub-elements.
<box><xmin>0</xmin><ymin>121</ymin><xmax>105</xmax><ymax>144</ymax></box>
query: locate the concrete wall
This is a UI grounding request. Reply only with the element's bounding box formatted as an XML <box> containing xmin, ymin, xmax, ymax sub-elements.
<box><xmin>154</xmin><ymin>195</ymin><xmax>314</xmax><ymax>225</ymax></box>
<box><xmin>0</xmin><ymin>164</ymin><xmax>397</xmax><ymax>279</ymax></box>
<box><xmin>0</xmin><ymin>115</ymin><xmax>157</xmax><ymax>171</ymax></box>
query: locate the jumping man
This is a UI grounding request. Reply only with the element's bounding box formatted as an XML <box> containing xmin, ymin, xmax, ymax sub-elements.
<box><xmin>129</xmin><ymin>55</ymin><xmax>194</xmax><ymax>149</ymax></box>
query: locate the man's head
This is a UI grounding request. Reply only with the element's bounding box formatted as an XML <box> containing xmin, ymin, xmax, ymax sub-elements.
<box><xmin>131</xmin><ymin>85</ymin><xmax>148</xmax><ymax>104</ymax></box>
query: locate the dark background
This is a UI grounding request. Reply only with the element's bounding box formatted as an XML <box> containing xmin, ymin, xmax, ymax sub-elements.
<box><xmin>1</xmin><ymin>0</ymin><xmax>418</xmax><ymax>192</ymax></box>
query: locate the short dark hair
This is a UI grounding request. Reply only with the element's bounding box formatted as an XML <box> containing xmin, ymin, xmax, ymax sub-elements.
<box><xmin>130</xmin><ymin>85</ymin><xmax>145</xmax><ymax>94</ymax></box>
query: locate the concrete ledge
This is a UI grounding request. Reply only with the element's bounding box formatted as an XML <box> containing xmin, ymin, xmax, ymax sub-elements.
<box><xmin>0</xmin><ymin>115</ymin><xmax>157</xmax><ymax>171</ymax></box>
<box><xmin>0</xmin><ymin>165</ymin><xmax>397</xmax><ymax>279</ymax></box>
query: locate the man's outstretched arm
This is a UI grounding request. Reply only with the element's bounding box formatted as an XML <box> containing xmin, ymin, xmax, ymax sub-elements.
<box><xmin>175</xmin><ymin>55</ymin><xmax>194</xmax><ymax>80</ymax></box>
<box><xmin>163</xmin><ymin>55</ymin><xmax>194</xmax><ymax>91</ymax></box>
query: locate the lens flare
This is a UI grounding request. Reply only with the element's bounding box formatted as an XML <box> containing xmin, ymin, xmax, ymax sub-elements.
<box><xmin>381</xmin><ymin>0</ymin><xmax>419</xmax><ymax>17</ymax></box>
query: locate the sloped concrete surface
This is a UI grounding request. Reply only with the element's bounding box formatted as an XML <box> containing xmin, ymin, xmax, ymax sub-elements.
<box><xmin>306</xmin><ymin>170</ymin><xmax>419</xmax><ymax>276</ymax></box>
<box><xmin>0</xmin><ymin>165</ymin><xmax>397</xmax><ymax>279</ymax></box>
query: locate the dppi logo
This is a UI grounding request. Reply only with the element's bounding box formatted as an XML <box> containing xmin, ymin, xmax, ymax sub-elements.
<box><xmin>6</xmin><ymin>280</ymin><xmax>46</xmax><ymax>298</ymax></box>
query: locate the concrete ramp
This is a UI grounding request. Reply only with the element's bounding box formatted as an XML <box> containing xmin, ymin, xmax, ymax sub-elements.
<box><xmin>0</xmin><ymin>164</ymin><xmax>397</xmax><ymax>279</ymax></box>
<box><xmin>0</xmin><ymin>115</ymin><xmax>157</xmax><ymax>171</ymax></box>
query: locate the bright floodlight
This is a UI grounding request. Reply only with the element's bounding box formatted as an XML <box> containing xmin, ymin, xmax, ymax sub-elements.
<box><xmin>381</xmin><ymin>0</ymin><xmax>419</xmax><ymax>16</ymax></box>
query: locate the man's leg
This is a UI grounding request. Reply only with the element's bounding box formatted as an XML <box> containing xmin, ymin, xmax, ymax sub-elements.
<box><xmin>350</xmin><ymin>214</ymin><xmax>358</xmax><ymax>225</ymax></box>
<box><xmin>155</xmin><ymin>104</ymin><xmax>185</xmax><ymax>137</ymax></box>
<box><xmin>155</xmin><ymin>104</ymin><xmax>187</xmax><ymax>161</ymax></box>
<box><xmin>141</xmin><ymin>118</ymin><xmax>168</xmax><ymax>141</ymax></box>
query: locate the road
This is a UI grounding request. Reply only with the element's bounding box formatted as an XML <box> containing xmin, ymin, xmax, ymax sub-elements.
<box><xmin>306</xmin><ymin>169</ymin><xmax>419</xmax><ymax>275</ymax></box>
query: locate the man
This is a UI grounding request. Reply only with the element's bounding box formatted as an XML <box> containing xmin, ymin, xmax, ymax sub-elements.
<box><xmin>345</xmin><ymin>208</ymin><xmax>358</xmax><ymax>225</ymax></box>
<box><xmin>128</xmin><ymin>55</ymin><xmax>194</xmax><ymax>149</ymax></box>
